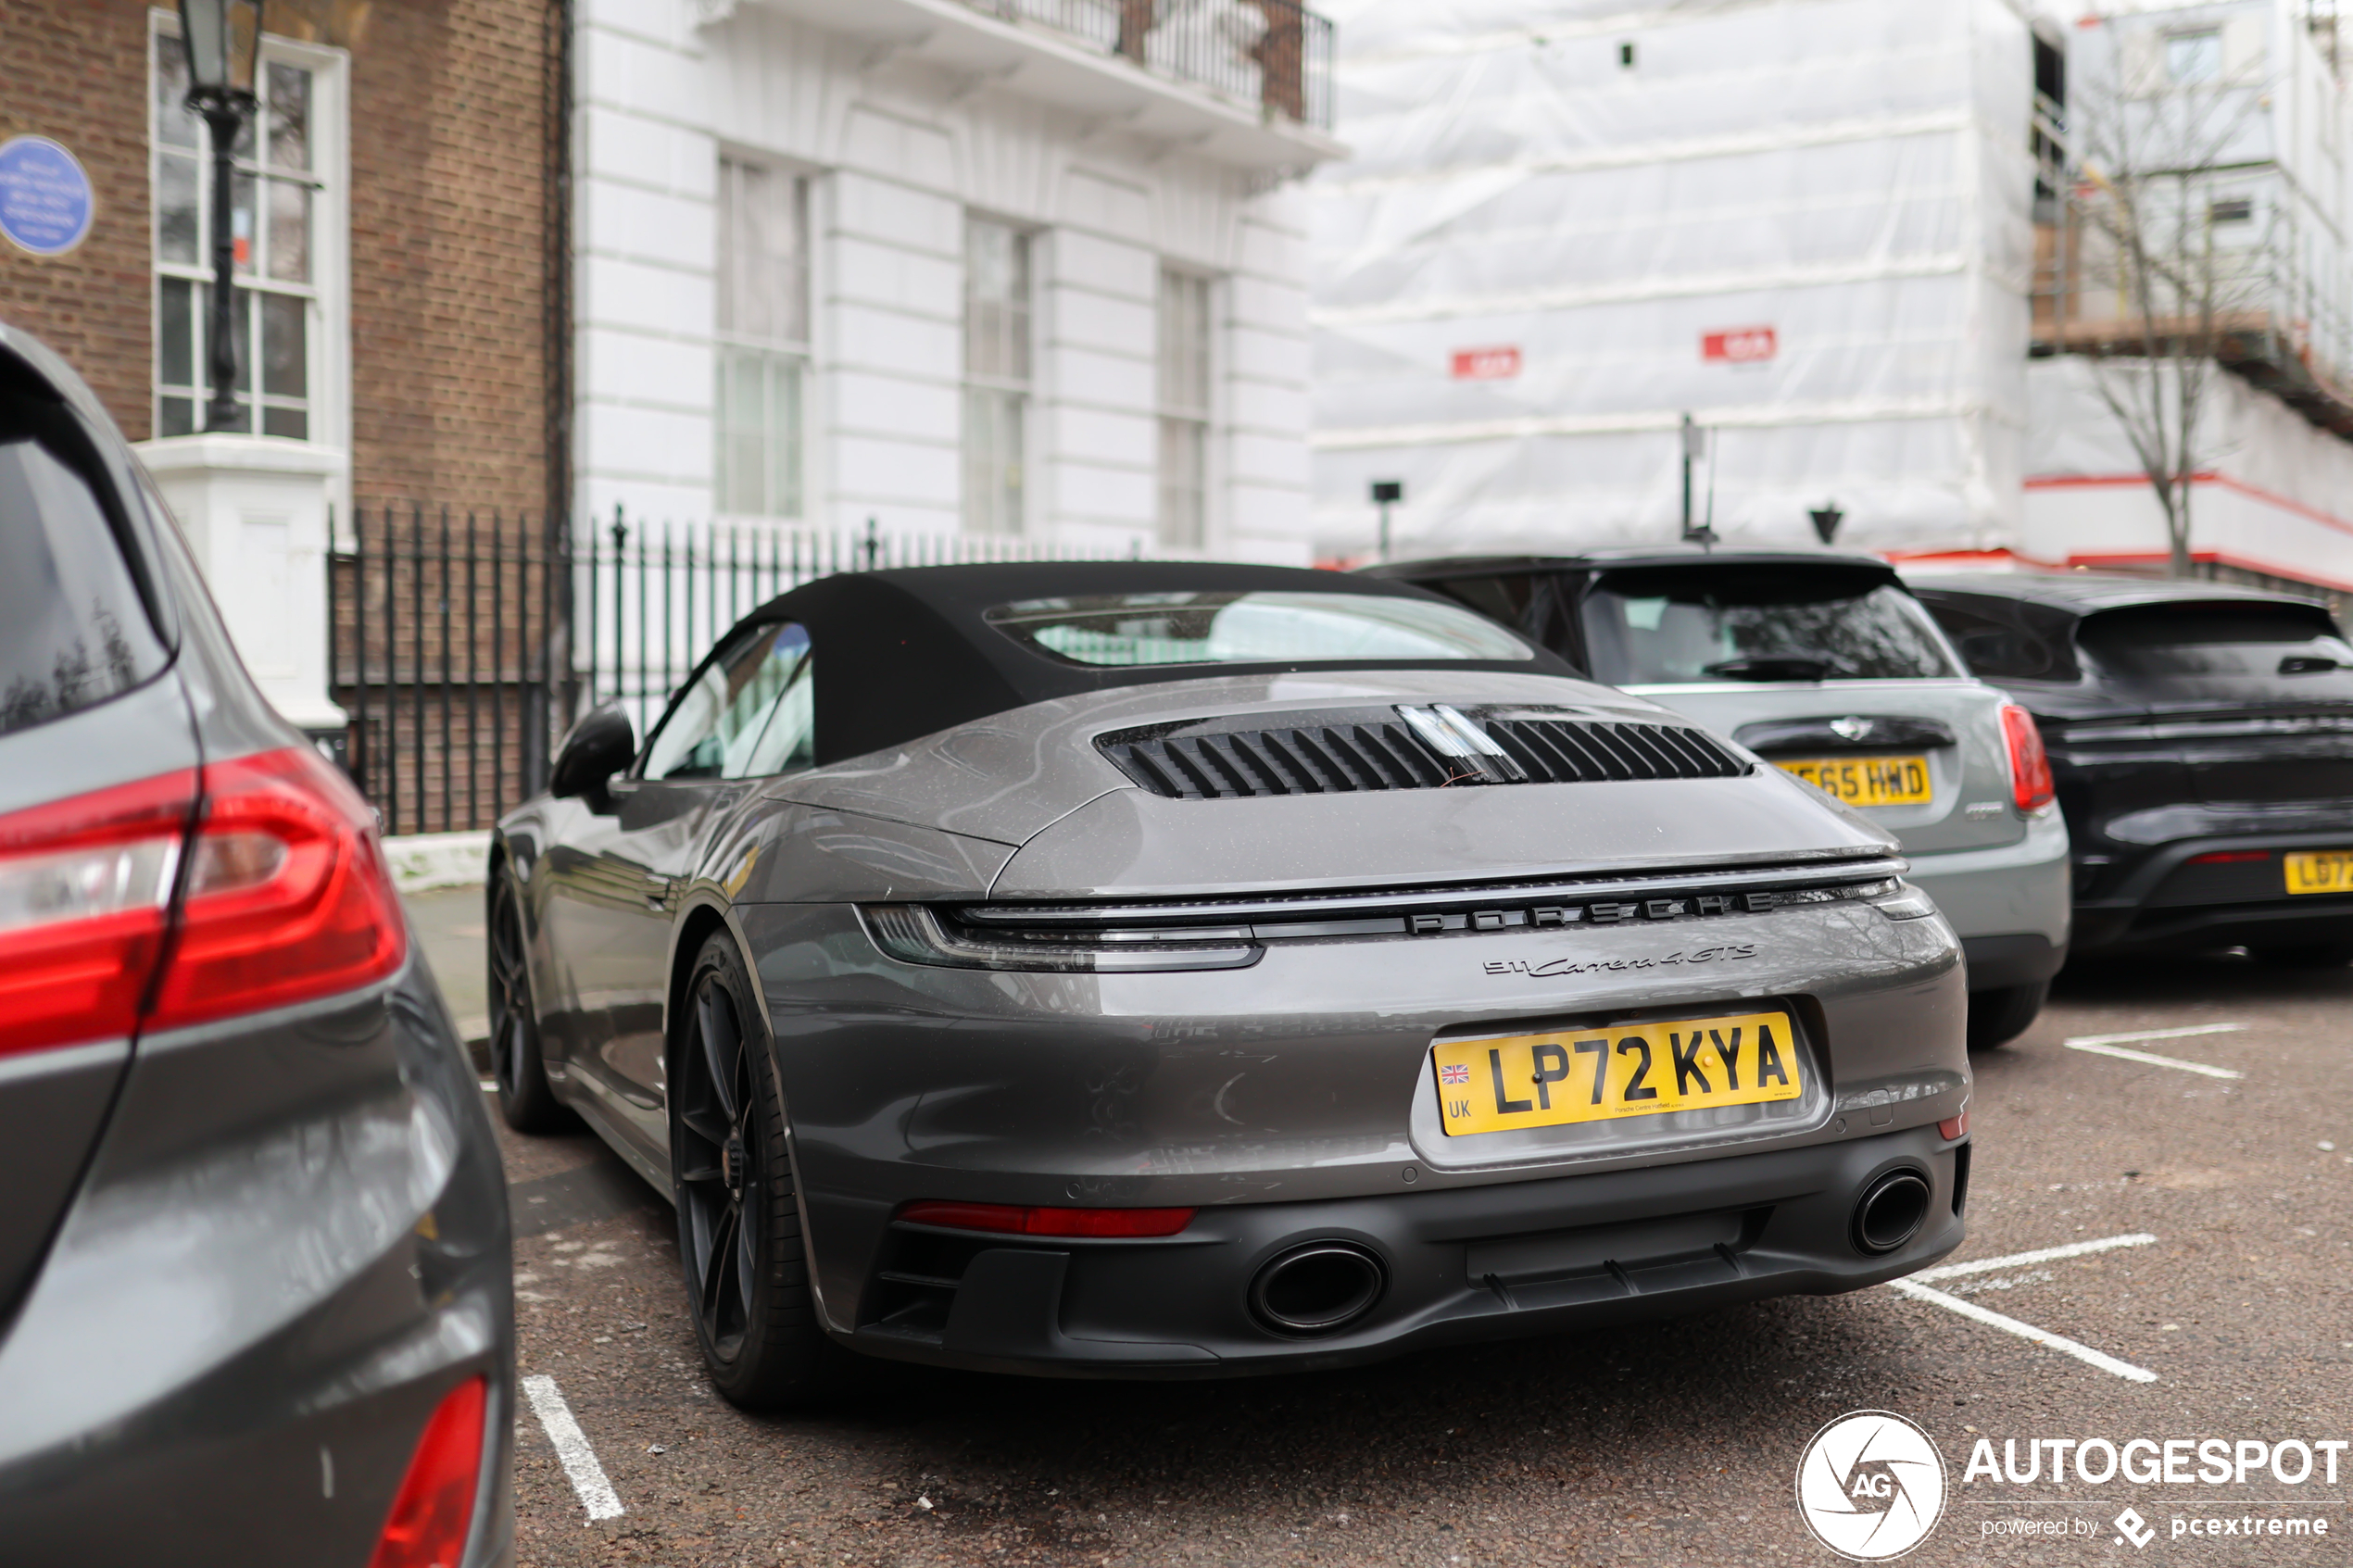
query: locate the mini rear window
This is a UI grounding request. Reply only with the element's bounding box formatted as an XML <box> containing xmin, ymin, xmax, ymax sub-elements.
<box><xmin>984</xmin><ymin>590</ymin><xmax>1534</xmax><ymax>668</ymax></box>
<box><xmin>1580</xmin><ymin>567</ymin><xmax>1958</xmax><ymax>684</ymax></box>
<box><xmin>0</xmin><ymin>388</ymin><xmax>169</xmax><ymax>736</ymax></box>
<box><xmin>2076</xmin><ymin>601</ymin><xmax>2353</xmax><ymax>679</ymax></box>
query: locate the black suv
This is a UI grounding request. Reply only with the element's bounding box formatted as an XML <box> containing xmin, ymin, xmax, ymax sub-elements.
<box><xmin>1908</xmin><ymin>571</ymin><xmax>2353</xmax><ymax>962</ymax></box>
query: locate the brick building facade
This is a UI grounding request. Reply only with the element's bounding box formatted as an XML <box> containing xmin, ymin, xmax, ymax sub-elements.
<box><xmin>0</xmin><ymin>0</ymin><xmax>560</xmax><ymax>515</ymax></box>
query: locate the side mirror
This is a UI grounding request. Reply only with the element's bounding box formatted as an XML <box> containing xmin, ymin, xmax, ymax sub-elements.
<box><xmin>550</xmin><ymin>705</ymin><xmax>636</xmax><ymax>802</ymax></box>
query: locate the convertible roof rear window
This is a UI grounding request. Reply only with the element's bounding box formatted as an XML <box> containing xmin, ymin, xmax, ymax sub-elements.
<box><xmin>984</xmin><ymin>590</ymin><xmax>1534</xmax><ymax>668</ymax></box>
<box><xmin>723</xmin><ymin>562</ymin><xmax>1571</xmax><ymax>767</ymax></box>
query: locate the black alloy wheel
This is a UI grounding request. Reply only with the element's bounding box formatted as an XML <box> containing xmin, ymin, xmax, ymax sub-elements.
<box><xmin>488</xmin><ymin>878</ymin><xmax>567</xmax><ymax>1132</ymax></box>
<box><xmin>1965</xmin><ymin>980</ymin><xmax>2048</xmax><ymax>1051</ymax></box>
<box><xmin>671</xmin><ymin>932</ymin><xmax>847</xmax><ymax>1408</ymax></box>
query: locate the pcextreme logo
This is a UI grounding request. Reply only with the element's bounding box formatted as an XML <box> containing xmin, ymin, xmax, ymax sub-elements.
<box><xmin>1797</xmin><ymin>1411</ymin><xmax>1949</xmax><ymax>1561</ymax></box>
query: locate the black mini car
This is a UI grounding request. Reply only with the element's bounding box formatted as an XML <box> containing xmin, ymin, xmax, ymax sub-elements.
<box><xmin>1907</xmin><ymin>571</ymin><xmax>2353</xmax><ymax>963</ymax></box>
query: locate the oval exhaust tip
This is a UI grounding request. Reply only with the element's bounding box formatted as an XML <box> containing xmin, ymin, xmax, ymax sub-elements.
<box><xmin>1853</xmin><ymin>1169</ymin><xmax>1932</xmax><ymax>1255</ymax></box>
<box><xmin>1249</xmin><ymin>1242</ymin><xmax>1386</xmax><ymax>1336</ymax></box>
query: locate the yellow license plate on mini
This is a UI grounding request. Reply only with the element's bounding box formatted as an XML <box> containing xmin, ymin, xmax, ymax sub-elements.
<box><xmin>2284</xmin><ymin>850</ymin><xmax>2353</xmax><ymax>895</ymax></box>
<box><xmin>1432</xmin><ymin>1011</ymin><xmax>1804</xmax><ymax>1136</ymax></box>
<box><xmin>1777</xmin><ymin>754</ymin><xmax>1932</xmax><ymax>807</ymax></box>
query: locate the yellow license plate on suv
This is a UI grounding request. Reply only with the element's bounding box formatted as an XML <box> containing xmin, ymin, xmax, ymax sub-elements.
<box><xmin>1432</xmin><ymin>1011</ymin><xmax>1803</xmax><ymax>1135</ymax></box>
<box><xmin>2285</xmin><ymin>850</ymin><xmax>2353</xmax><ymax>895</ymax></box>
<box><xmin>1777</xmin><ymin>755</ymin><xmax>1932</xmax><ymax>807</ymax></box>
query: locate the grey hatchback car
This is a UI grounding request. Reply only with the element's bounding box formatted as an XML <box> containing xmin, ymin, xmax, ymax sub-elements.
<box><xmin>492</xmin><ymin>561</ymin><xmax>1972</xmax><ymax>1407</ymax></box>
<box><xmin>1366</xmin><ymin>551</ymin><xmax>2071</xmax><ymax>1048</ymax></box>
<box><xmin>0</xmin><ymin>324</ymin><xmax>513</xmax><ymax>1564</ymax></box>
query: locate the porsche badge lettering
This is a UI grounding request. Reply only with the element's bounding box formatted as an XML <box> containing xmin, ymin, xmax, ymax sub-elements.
<box><xmin>1481</xmin><ymin>944</ymin><xmax>1758</xmax><ymax>978</ymax></box>
<box><xmin>1409</xmin><ymin>890</ymin><xmax>1774</xmax><ymax>936</ymax></box>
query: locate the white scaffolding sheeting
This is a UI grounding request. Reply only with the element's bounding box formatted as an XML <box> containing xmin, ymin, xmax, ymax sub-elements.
<box><xmin>1309</xmin><ymin>0</ymin><xmax>2037</xmax><ymax>560</ymax></box>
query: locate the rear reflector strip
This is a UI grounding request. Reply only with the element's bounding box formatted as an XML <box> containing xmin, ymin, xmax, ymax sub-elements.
<box><xmin>897</xmin><ymin>1200</ymin><xmax>1197</xmax><ymax>1238</ymax></box>
<box><xmin>2186</xmin><ymin>850</ymin><xmax>2271</xmax><ymax>865</ymax></box>
<box><xmin>367</xmin><ymin>1374</ymin><xmax>487</xmax><ymax>1568</ymax></box>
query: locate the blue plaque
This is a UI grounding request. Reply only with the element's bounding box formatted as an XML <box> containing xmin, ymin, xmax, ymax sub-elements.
<box><xmin>0</xmin><ymin>136</ymin><xmax>95</xmax><ymax>257</ymax></box>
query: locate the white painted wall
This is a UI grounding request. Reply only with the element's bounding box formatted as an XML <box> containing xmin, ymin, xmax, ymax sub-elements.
<box><xmin>571</xmin><ymin>0</ymin><xmax>1339</xmax><ymax>561</ymax></box>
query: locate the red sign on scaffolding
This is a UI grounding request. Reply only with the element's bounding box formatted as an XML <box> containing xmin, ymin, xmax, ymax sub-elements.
<box><xmin>1702</xmin><ymin>326</ymin><xmax>1777</xmax><ymax>363</ymax></box>
<box><xmin>1451</xmin><ymin>345</ymin><xmax>1522</xmax><ymax>380</ymax></box>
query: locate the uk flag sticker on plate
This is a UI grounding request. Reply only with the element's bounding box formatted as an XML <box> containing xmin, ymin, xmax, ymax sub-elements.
<box><xmin>1439</xmin><ymin>1061</ymin><xmax>1472</xmax><ymax>1086</ymax></box>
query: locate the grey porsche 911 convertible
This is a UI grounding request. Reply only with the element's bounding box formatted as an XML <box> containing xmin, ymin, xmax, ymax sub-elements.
<box><xmin>490</xmin><ymin>562</ymin><xmax>1970</xmax><ymax>1406</ymax></box>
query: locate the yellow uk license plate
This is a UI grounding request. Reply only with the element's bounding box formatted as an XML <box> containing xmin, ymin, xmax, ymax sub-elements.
<box><xmin>2284</xmin><ymin>850</ymin><xmax>2353</xmax><ymax>895</ymax></box>
<box><xmin>1432</xmin><ymin>1011</ymin><xmax>1804</xmax><ymax>1135</ymax></box>
<box><xmin>1777</xmin><ymin>754</ymin><xmax>1932</xmax><ymax>807</ymax></box>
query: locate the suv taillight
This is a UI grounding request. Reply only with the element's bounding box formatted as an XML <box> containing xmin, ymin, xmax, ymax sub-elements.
<box><xmin>1999</xmin><ymin>704</ymin><xmax>2056</xmax><ymax>812</ymax></box>
<box><xmin>0</xmin><ymin>746</ymin><xmax>406</xmax><ymax>1057</ymax></box>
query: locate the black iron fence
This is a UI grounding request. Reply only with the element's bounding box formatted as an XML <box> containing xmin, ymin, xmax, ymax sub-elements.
<box><xmin>329</xmin><ymin>508</ymin><xmax>1117</xmax><ymax>836</ymax></box>
<box><xmin>328</xmin><ymin>505</ymin><xmax>568</xmax><ymax>839</ymax></box>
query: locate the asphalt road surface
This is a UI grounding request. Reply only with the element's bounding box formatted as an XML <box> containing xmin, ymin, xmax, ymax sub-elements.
<box><xmin>489</xmin><ymin>951</ymin><xmax>2353</xmax><ymax>1568</ymax></box>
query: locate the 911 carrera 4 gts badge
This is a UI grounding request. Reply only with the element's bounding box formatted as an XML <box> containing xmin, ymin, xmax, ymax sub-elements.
<box><xmin>1482</xmin><ymin>944</ymin><xmax>1757</xmax><ymax>978</ymax></box>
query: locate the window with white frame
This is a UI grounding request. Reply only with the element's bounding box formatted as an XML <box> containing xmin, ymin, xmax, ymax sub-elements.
<box><xmin>2166</xmin><ymin>29</ymin><xmax>2221</xmax><ymax>84</ymax></box>
<box><xmin>1157</xmin><ymin>269</ymin><xmax>1212</xmax><ymax>549</ymax></box>
<box><xmin>715</xmin><ymin>157</ymin><xmax>809</xmax><ymax>519</ymax></box>
<box><xmin>151</xmin><ymin>28</ymin><xmax>329</xmax><ymax>439</ymax></box>
<box><xmin>963</xmin><ymin>218</ymin><xmax>1031</xmax><ymax>535</ymax></box>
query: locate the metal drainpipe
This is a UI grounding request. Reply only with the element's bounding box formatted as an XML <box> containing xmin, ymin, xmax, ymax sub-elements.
<box><xmin>546</xmin><ymin>0</ymin><xmax>577</xmax><ymax>748</ymax></box>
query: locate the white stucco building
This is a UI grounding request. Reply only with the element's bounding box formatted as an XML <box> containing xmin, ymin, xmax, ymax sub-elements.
<box><xmin>572</xmin><ymin>0</ymin><xmax>1344</xmax><ymax>561</ymax></box>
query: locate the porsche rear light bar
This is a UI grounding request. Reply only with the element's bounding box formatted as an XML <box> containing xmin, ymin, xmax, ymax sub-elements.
<box><xmin>0</xmin><ymin>746</ymin><xmax>407</xmax><ymax>1057</ymax></box>
<box><xmin>367</xmin><ymin>1374</ymin><xmax>487</xmax><ymax>1568</ymax></box>
<box><xmin>1999</xmin><ymin>705</ymin><xmax>2057</xmax><ymax>813</ymax></box>
<box><xmin>897</xmin><ymin>1200</ymin><xmax>1197</xmax><ymax>1238</ymax></box>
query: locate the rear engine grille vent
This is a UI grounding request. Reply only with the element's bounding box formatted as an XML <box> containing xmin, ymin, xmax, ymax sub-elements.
<box><xmin>1485</xmin><ymin>718</ymin><xmax>1748</xmax><ymax>784</ymax></box>
<box><xmin>1100</xmin><ymin>706</ymin><xmax>1749</xmax><ymax>800</ymax></box>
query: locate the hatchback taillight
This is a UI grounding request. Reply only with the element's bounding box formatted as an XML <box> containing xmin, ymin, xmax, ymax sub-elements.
<box><xmin>1998</xmin><ymin>704</ymin><xmax>2055</xmax><ymax>812</ymax></box>
<box><xmin>0</xmin><ymin>746</ymin><xmax>405</xmax><ymax>1057</ymax></box>
<box><xmin>0</xmin><ymin>770</ymin><xmax>197</xmax><ymax>1058</ymax></box>
<box><xmin>147</xmin><ymin>746</ymin><xmax>407</xmax><ymax>1031</ymax></box>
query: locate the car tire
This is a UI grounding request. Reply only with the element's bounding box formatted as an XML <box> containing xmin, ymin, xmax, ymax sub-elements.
<box><xmin>2249</xmin><ymin>942</ymin><xmax>2353</xmax><ymax>969</ymax></box>
<box><xmin>671</xmin><ymin>931</ymin><xmax>852</xmax><ymax>1410</ymax></box>
<box><xmin>487</xmin><ymin>876</ymin><xmax>570</xmax><ymax>1132</ymax></box>
<box><xmin>1966</xmin><ymin>980</ymin><xmax>2047</xmax><ymax>1051</ymax></box>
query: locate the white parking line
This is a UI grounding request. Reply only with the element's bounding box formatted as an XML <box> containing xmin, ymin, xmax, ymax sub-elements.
<box><xmin>521</xmin><ymin>1374</ymin><xmax>624</xmax><ymax>1521</ymax></box>
<box><xmin>2064</xmin><ymin>1038</ymin><xmax>2246</xmax><ymax>1080</ymax></box>
<box><xmin>1888</xmin><ymin>1278</ymin><xmax>2159</xmax><ymax>1382</ymax></box>
<box><xmin>1912</xmin><ymin>1232</ymin><xmax>2158</xmax><ymax>1283</ymax></box>
<box><xmin>1891</xmin><ymin>1232</ymin><xmax>2162</xmax><ymax>1383</ymax></box>
<box><xmin>2064</xmin><ymin>1023</ymin><xmax>2247</xmax><ymax>1047</ymax></box>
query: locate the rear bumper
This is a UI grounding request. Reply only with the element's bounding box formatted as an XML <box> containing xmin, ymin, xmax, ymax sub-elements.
<box><xmin>1905</xmin><ymin>809</ymin><xmax>2071</xmax><ymax>986</ymax></box>
<box><xmin>2072</xmin><ymin>829</ymin><xmax>2353</xmax><ymax>953</ymax></box>
<box><xmin>1960</xmin><ymin>934</ymin><xmax>2068</xmax><ymax>991</ymax></box>
<box><xmin>840</xmin><ymin>1123</ymin><xmax>1968</xmax><ymax>1378</ymax></box>
<box><xmin>0</xmin><ymin>957</ymin><xmax>515</xmax><ymax>1565</ymax></box>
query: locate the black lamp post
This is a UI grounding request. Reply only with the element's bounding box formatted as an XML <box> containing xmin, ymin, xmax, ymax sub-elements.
<box><xmin>178</xmin><ymin>0</ymin><xmax>264</xmax><ymax>434</ymax></box>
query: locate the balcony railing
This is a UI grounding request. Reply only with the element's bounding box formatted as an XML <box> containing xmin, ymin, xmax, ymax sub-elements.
<box><xmin>962</xmin><ymin>0</ymin><xmax>1333</xmax><ymax>130</ymax></box>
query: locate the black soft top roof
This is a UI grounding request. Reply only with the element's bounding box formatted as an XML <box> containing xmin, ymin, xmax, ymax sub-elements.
<box><xmin>745</xmin><ymin>560</ymin><xmax>1568</xmax><ymax>765</ymax></box>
